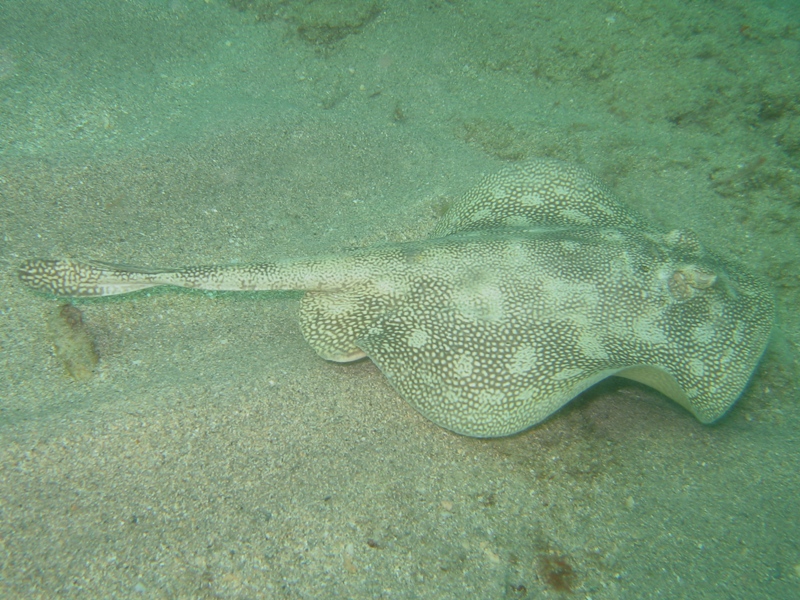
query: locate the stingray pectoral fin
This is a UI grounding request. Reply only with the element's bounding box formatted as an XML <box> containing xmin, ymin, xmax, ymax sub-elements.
<box><xmin>614</xmin><ymin>364</ymin><xmax>741</xmax><ymax>424</ymax></box>
<box><xmin>614</xmin><ymin>365</ymin><xmax>696</xmax><ymax>416</ymax></box>
<box><xmin>352</xmin><ymin>313</ymin><xmax>586</xmax><ymax>437</ymax></box>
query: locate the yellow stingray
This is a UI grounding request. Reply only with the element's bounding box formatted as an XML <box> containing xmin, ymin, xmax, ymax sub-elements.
<box><xmin>18</xmin><ymin>159</ymin><xmax>774</xmax><ymax>437</ymax></box>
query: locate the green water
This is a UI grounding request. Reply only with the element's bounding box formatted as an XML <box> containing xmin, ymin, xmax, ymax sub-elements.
<box><xmin>1</xmin><ymin>1</ymin><xmax>798</xmax><ymax>597</ymax></box>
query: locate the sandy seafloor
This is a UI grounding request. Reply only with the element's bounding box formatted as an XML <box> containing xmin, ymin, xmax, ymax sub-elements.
<box><xmin>1</xmin><ymin>0</ymin><xmax>799</xmax><ymax>598</ymax></box>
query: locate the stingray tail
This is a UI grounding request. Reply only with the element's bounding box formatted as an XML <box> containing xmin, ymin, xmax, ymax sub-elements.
<box><xmin>18</xmin><ymin>254</ymin><xmax>380</xmax><ymax>298</ymax></box>
<box><xmin>18</xmin><ymin>259</ymin><xmax>173</xmax><ymax>297</ymax></box>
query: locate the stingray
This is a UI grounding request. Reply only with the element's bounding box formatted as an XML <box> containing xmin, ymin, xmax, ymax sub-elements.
<box><xmin>18</xmin><ymin>159</ymin><xmax>774</xmax><ymax>437</ymax></box>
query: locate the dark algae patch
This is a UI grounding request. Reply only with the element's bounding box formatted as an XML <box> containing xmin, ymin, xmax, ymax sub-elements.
<box><xmin>539</xmin><ymin>552</ymin><xmax>577</xmax><ymax>593</ymax></box>
<box><xmin>228</xmin><ymin>0</ymin><xmax>381</xmax><ymax>46</ymax></box>
<box><xmin>47</xmin><ymin>304</ymin><xmax>99</xmax><ymax>381</ymax></box>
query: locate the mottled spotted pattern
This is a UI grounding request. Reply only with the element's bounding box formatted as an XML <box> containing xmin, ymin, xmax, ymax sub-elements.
<box><xmin>18</xmin><ymin>159</ymin><xmax>774</xmax><ymax>437</ymax></box>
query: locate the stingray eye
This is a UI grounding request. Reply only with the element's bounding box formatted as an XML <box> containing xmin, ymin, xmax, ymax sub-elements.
<box><xmin>688</xmin><ymin>268</ymin><xmax>717</xmax><ymax>290</ymax></box>
<box><xmin>668</xmin><ymin>270</ymin><xmax>691</xmax><ymax>300</ymax></box>
<box><xmin>668</xmin><ymin>265</ymin><xmax>717</xmax><ymax>301</ymax></box>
